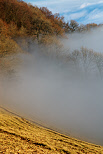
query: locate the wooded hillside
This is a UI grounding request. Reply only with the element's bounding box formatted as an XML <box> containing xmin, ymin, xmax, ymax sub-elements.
<box><xmin>0</xmin><ymin>0</ymin><xmax>101</xmax><ymax>39</ymax></box>
<box><xmin>0</xmin><ymin>0</ymin><xmax>66</xmax><ymax>38</ymax></box>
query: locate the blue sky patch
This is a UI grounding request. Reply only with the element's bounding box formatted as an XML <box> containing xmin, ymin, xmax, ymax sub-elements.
<box><xmin>23</xmin><ymin>0</ymin><xmax>103</xmax><ymax>24</ymax></box>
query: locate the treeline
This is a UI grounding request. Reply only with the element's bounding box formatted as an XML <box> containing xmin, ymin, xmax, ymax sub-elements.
<box><xmin>0</xmin><ymin>0</ymin><xmax>102</xmax><ymax>39</ymax></box>
<box><xmin>65</xmin><ymin>20</ymin><xmax>103</xmax><ymax>33</ymax></box>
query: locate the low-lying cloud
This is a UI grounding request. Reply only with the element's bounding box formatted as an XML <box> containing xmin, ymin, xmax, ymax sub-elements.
<box><xmin>0</xmin><ymin>28</ymin><xmax>103</xmax><ymax>145</ymax></box>
<box><xmin>62</xmin><ymin>27</ymin><xmax>103</xmax><ymax>54</ymax></box>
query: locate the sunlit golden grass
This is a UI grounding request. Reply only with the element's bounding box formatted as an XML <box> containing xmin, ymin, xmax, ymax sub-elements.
<box><xmin>0</xmin><ymin>107</ymin><xmax>103</xmax><ymax>154</ymax></box>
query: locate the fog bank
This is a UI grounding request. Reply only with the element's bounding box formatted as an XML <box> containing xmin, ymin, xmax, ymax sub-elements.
<box><xmin>0</xmin><ymin>29</ymin><xmax>103</xmax><ymax>145</ymax></box>
<box><xmin>62</xmin><ymin>26</ymin><xmax>103</xmax><ymax>54</ymax></box>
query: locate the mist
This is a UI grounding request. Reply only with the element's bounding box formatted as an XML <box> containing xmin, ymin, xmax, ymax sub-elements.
<box><xmin>0</xmin><ymin>27</ymin><xmax>103</xmax><ymax>145</ymax></box>
<box><xmin>62</xmin><ymin>26</ymin><xmax>103</xmax><ymax>54</ymax></box>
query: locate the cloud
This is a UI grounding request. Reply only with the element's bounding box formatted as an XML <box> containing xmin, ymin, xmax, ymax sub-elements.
<box><xmin>66</xmin><ymin>11</ymin><xmax>87</xmax><ymax>20</ymax></box>
<box><xmin>80</xmin><ymin>3</ymin><xmax>92</xmax><ymax>9</ymax></box>
<box><xmin>29</xmin><ymin>0</ymin><xmax>82</xmax><ymax>13</ymax></box>
<box><xmin>62</xmin><ymin>2</ymin><xmax>103</xmax><ymax>24</ymax></box>
<box><xmin>83</xmin><ymin>8</ymin><xmax>103</xmax><ymax>24</ymax></box>
<box><xmin>24</xmin><ymin>0</ymin><xmax>103</xmax><ymax>24</ymax></box>
<box><xmin>80</xmin><ymin>1</ymin><xmax>103</xmax><ymax>9</ymax></box>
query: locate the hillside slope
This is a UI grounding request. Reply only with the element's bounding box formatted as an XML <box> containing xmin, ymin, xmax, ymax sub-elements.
<box><xmin>0</xmin><ymin>107</ymin><xmax>103</xmax><ymax>154</ymax></box>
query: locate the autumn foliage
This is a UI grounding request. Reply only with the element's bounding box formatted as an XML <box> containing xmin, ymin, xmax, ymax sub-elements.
<box><xmin>0</xmin><ymin>0</ymin><xmax>66</xmax><ymax>39</ymax></box>
<box><xmin>0</xmin><ymin>0</ymin><xmax>102</xmax><ymax>57</ymax></box>
<box><xmin>0</xmin><ymin>0</ymin><xmax>102</xmax><ymax>39</ymax></box>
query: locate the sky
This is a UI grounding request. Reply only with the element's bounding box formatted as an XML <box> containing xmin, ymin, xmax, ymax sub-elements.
<box><xmin>23</xmin><ymin>0</ymin><xmax>103</xmax><ymax>24</ymax></box>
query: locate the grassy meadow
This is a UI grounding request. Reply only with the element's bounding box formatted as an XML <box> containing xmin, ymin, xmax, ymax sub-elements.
<box><xmin>0</xmin><ymin>107</ymin><xmax>103</xmax><ymax>154</ymax></box>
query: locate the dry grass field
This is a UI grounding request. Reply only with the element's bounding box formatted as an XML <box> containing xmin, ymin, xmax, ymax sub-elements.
<box><xmin>0</xmin><ymin>107</ymin><xmax>103</xmax><ymax>154</ymax></box>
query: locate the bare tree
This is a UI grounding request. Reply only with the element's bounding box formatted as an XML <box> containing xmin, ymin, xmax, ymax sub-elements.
<box><xmin>67</xmin><ymin>48</ymin><xmax>99</xmax><ymax>78</ymax></box>
<box><xmin>94</xmin><ymin>52</ymin><xmax>103</xmax><ymax>78</ymax></box>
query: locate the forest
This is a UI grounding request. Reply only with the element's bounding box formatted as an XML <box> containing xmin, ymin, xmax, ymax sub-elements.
<box><xmin>0</xmin><ymin>0</ymin><xmax>103</xmax><ymax>80</ymax></box>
